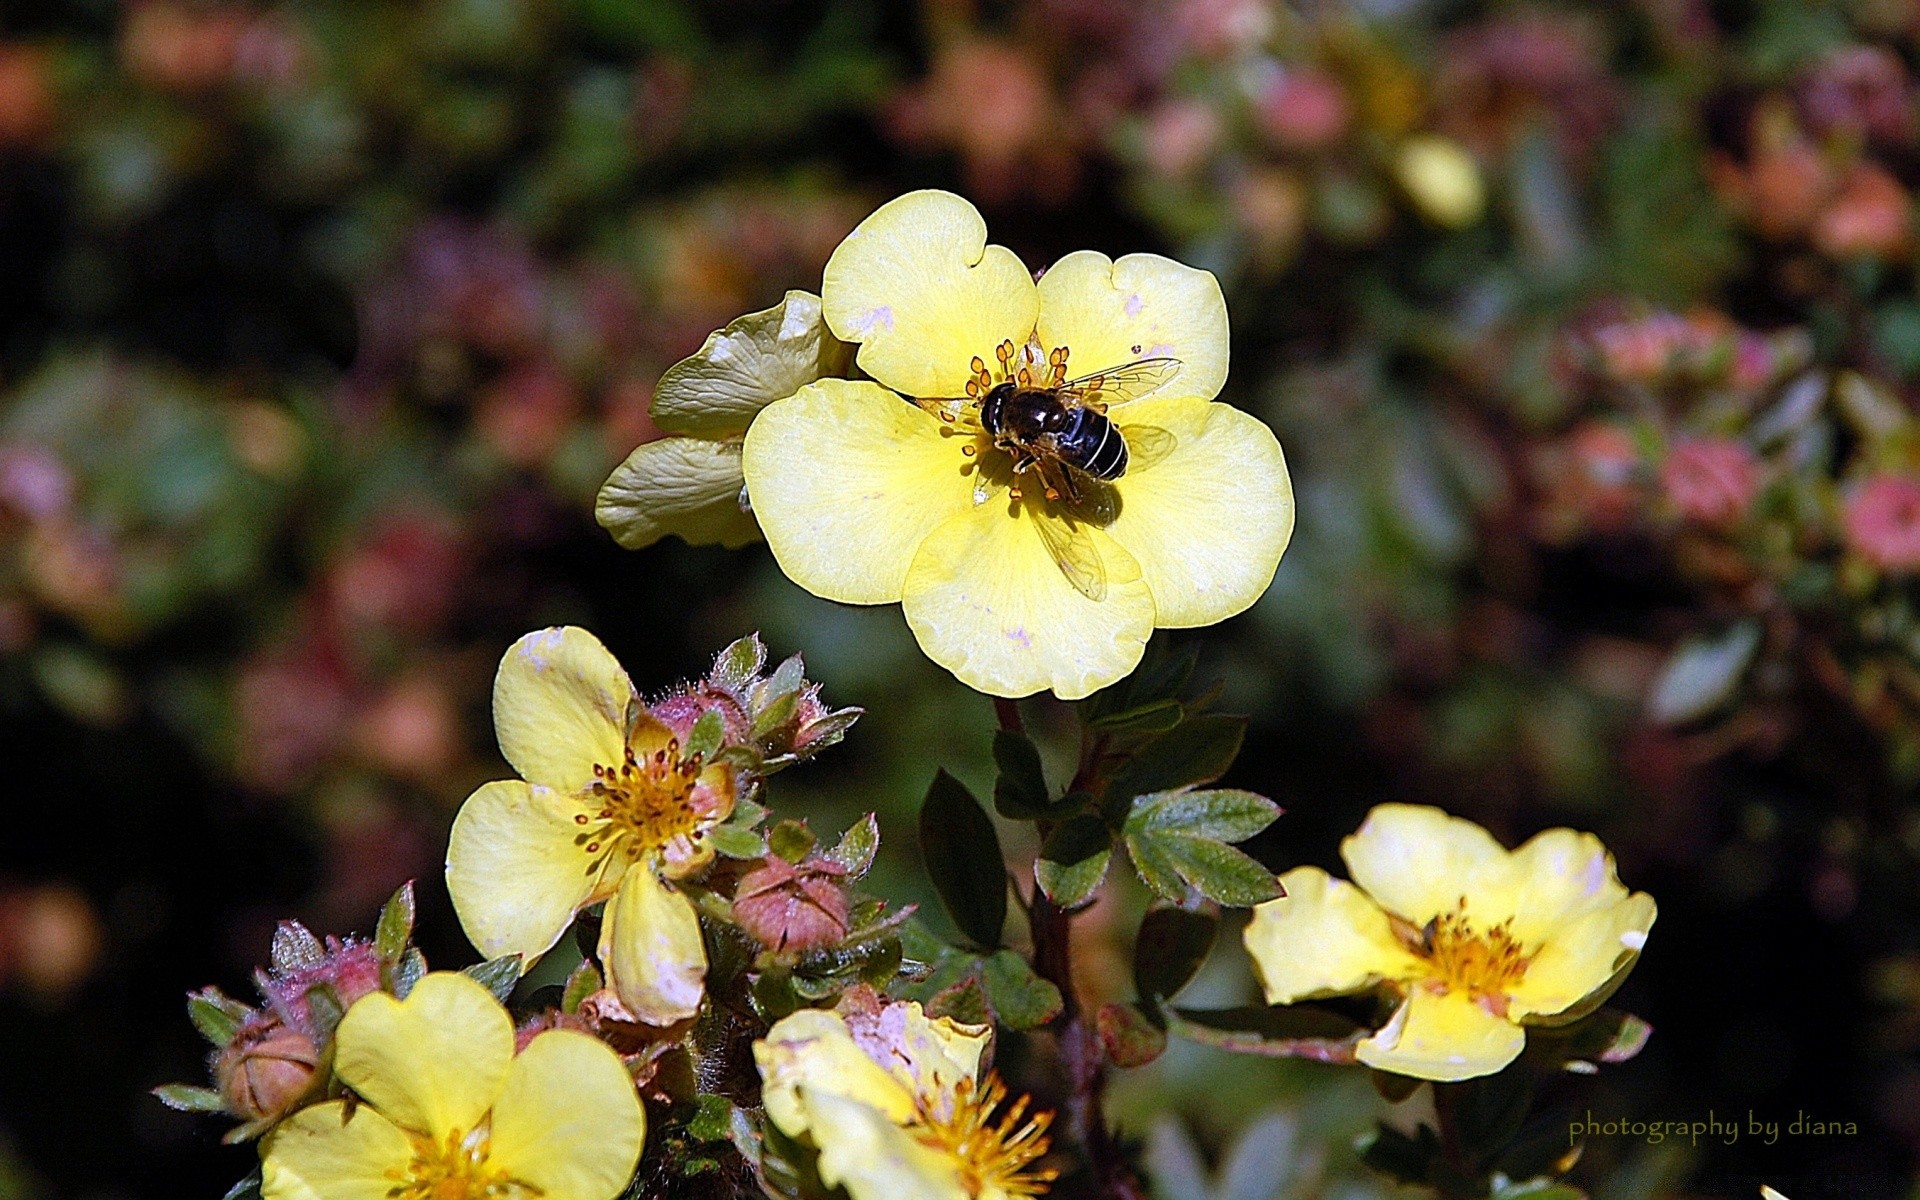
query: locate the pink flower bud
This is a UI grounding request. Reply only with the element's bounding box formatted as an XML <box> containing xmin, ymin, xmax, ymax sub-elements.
<box><xmin>259</xmin><ymin>936</ymin><xmax>383</xmax><ymax>1035</ymax></box>
<box><xmin>215</xmin><ymin>1013</ymin><xmax>320</xmax><ymax>1121</ymax></box>
<box><xmin>1843</xmin><ymin>475</ymin><xmax>1920</xmax><ymax>572</ymax></box>
<box><xmin>733</xmin><ymin>855</ymin><xmax>851</xmax><ymax>953</ymax></box>
<box><xmin>1661</xmin><ymin>438</ymin><xmax>1763</xmax><ymax>528</ymax></box>
<box><xmin>650</xmin><ymin>686</ymin><xmax>752</xmax><ymax>746</ymax></box>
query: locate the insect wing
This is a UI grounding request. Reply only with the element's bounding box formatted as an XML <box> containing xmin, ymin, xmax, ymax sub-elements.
<box><xmin>1118</xmin><ymin>424</ymin><xmax>1177</xmax><ymax>472</ymax></box>
<box><xmin>910</xmin><ymin>395</ymin><xmax>972</xmax><ymax>423</ymax></box>
<box><xmin>1058</xmin><ymin>358</ymin><xmax>1182</xmax><ymax>410</ymax></box>
<box><xmin>1033</xmin><ymin>510</ymin><xmax>1108</xmax><ymax>602</ymax></box>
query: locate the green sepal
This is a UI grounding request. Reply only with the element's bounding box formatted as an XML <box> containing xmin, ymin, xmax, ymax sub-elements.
<box><xmin>463</xmin><ymin>955</ymin><xmax>523</xmax><ymax>1003</ymax></box>
<box><xmin>187</xmin><ymin>987</ymin><xmax>252</xmax><ymax>1046</ymax></box>
<box><xmin>374</xmin><ymin>880</ymin><xmax>416</xmax><ymax>964</ymax></box>
<box><xmin>561</xmin><ymin>960</ymin><xmax>602</xmax><ymax>1014</ymax></box>
<box><xmin>822</xmin><ymin>812</ymin><xmax>879</xmax><ymax>877</ymax></box>
<box><xmin>152</xmin><ymin>1083</ymin><xmax>229</xmax><ymax>1114</ymax></box>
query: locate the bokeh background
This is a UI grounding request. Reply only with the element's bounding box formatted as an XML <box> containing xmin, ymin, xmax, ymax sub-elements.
<box><xmin>3</xmin><ymin>0</ymin><xmax>1920</xmax><ymax>1197</ymax></box>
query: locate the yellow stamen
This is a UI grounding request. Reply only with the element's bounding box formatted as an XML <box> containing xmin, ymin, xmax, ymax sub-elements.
<box><xmin>909</xmin><ymin>1074</ymin><xmax>1057</xmax><ymax>1198</ymax></box>
<box><xmin>384</xmin><ymin>1126</ymin><xmax>542</xmax><ymax>1200</ymax></box>
<box><xmin>1409</xmin><ymin>899</ymin><xmax>1534</xmax><ymax>1001</ymax></box>
<box><xmin>576</xmin><ymin>737</ymin><xmax>709</xmax><ymax>863</ymax></box>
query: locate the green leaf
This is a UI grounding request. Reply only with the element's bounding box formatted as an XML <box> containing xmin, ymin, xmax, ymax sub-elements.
<box><xmin>1165</xmin><ymin>1005</ymin><xmax>1365</xmax><ymax>1062</ymax></box>
<box><xmin>594</xmin><ymin>436</ymin><xmax>760</xmax><ymax>551</ymax></box>
<box><xmin>1152</xmin><ymin>835</ymin><xmax>1280</xmax><ymax>906</ymax></box>
<box><xmin>751</xmin><ymin>689</ymin><xmax>800</xmax><ymax>742</ymax></box>
<box><xmin>1034</xmin><ymin>815</ymin><xmax>1111</xmax><ymax>909</ymax></box>
<box><xmin>1128</xmin><ymin>788</ymin><xmax>1280</xmax><ymax>842</ymax></box>
<box><xmin>769</xmin><ymin>820</ymin><xmax>817</xmax><ymax>863</ymax></box>
<box><xmin>1647</xmin><ymin>621</ymin><xmax>1761</xmax><ymax>724</ymax></box>
<box><xmin>1438</xmin><ymin>1069</ymin><xmax>1535</xmax><ymax>1172</ymax></box>
<box><xmin>221</xmin><ymin>1170</ymin><xmax>265</xmax><ymax>1200</ymax></box>
<box><xmin>1097</xmin><ymin>1002</ymin><xmax>1168</xmax><ymax>1068</ymax></box>
<box><xmin>708</xmin><ymin>824</ymin><xmax>769</xmax><ymax>859</ymax></box>
<box><xmin>1104</xmin><ymin>714</ymin><xmax>1246</xmax><ymax>807</ymax></box>
<box><xmin>1132</xmin><ymin>905</ymin><xmax>1216</xmax><ymax>1004</ymax></box>
<box><xmin>187</xmin><ymin>988</ymin><xmax>251</xmax><ymax>1045</ymax></box>
<box><xmin>463</xmin><ymin>955</ymin><xmax>523</xmax><ymax>1003</ymax></box>
<box><xmin>684</xmin><ymin>709</ymin><xmax>727</xmax><ymax>761</ymax></box>
<box><xmin>712</xmin><ymin>634</ymin><xmax>767</xmax><ymax>692</ymax></box>
<box><xmin>391</xmin><ymin>948</ymin><xmax>427</xmax><ymax>999</ymax></box>
<box><xmin>822</xmin><ymin>813</ymin><xmax>880</xmax><ymax>876</ymax></box>
<box><xmin>918</xmin><ymin>770</ymin><xmax>1007</xmax><ymax>948</ymax></box>
<box><xmin>1124</xmin><ymin>825</ymin><xmax>1192</xmax><ymax>903</ymax></box>
<box><xmin>1492</xmin><ymin>1182</ymin><xmax>1586</xmax><ymax>1200</ymax></box>
<box><xmin>1357</xmin><ymin>1123</ymin><xmax>1440</xmax><ymax>1186</ymax></box>
<box><xmin>980</xmin><ymin>950</ymin><xmax>1063</xmax><ymax>1030</ymax></box>
<box><xmin>688</xmin><ymin>1094</ymin><xmax>734</xmax><ymax>1143</ymax></box>
<box><xmin>152</xmin><ymin>1083</ymin><xmax>229</xmax><ymax>1113</ymax></box>
<box><xmin>650</xmin><ymin>291</ymin><xmax>848</xmax><ymax>438</ymax></box>
<box><xmin>562</xmin><ymin>960</ymin><xmax>602</xmax><ymax>1014</ymax></box>
<box><xmin>1086</xmin><ymin>698</ymin><xmax>1184</xmax><ymax>737</ymax></box>
<box><xmin>926</xmin><ymin>976</ymin><xmax>994</xmax><ymax>1025</ymax></box>
<box><xmin>991</xmin><ymin>729</ymin><xmax>1052</xmax><ymax>819</ymax></box>
<box><xmin>375</xmin><ymin>881</ymin><xmax>416</xmax><ymax>963</ymax></box>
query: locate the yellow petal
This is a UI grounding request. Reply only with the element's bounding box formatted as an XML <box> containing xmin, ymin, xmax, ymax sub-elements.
<box><xmin>800</xmin><ymin>1088</ymin><xmax>970</xmax><ymax>1200</ymax></box>
<box><xmin>821</xmin><ymin>190</ymin><xmax>1038</xmax><ymax>398</ymax></box>
<box><xmin>446</xmin><ymin>780</ymin><xmax>604</xmax><ymax>962</ymax></box>
<box><xmin>595</xmin><ymin>436</ymin><xmax>761</xmax><ymax>550</ymax></box>
<box><xmin>1506</xmin><ymin>892</ymin><xmax>1656</xmax><ymax>1022</ymax></box>
<box><xmin>599</xmin><ymin>865</ymin><xmax>707</xmax><ymax>1026</ymax></box>
<box><xmin>902</xmin><ymin>498</ymin><xmax>1155</xmax><ymax>699</ymax></box>
<box><xmin>493</xmin><ymin>627</ymin><xmax>633</xmax><ymax>793</ymax></box>
<box><xmin>1243</xmin><ymin>868</ymin><xmax>1424</xmax><ymax>1004</ymax></box>
<box><xmin>1356</xmin><ymin>988</ymin><xmax>1526</xmax><ymax>1083</ymax></box>
<box><xmin>1035</xmin><ymin>250</ymin><xmax>1230</xmax><ymax>402</ymax></box>
<box><xmin>489</xmin><ymin>1030</ymin><xmax>647</xmax><ymax>1200</ymax></box>
<box><xmin>1340</xmin><ymin>804</ymin><xmax>1514</xmax><ymax>927</ymax></box>
<box><xmin>754</xmin><ymin>1009</ymin><xmax>918</xmax><ymax>1139</ymax></box>
<box><xmin>260</xmin><ymin>1101</ymin><xmax>412</xmax><ymax>1200</ymax></box>
<box><xmin>883</xmin><ymin>1002</ymin><xmax>992</xmax><ymax>1104</ymax></box>
<box><xmin>742</xmin><ymin>379</ymin><xmax>975</xmax><ymax>604</ymax></box>
<box><xmin>1105</xmin><ymin>396</ymin><xmax>1294</xmax><ymax>627</ymax></box>
<box><xmin>1501</xmin><ymin>828</ymin><xmax>1633</xmax><ymax>948</ymax></box>
<box><xmin>332</xmin><ymin>972</ymin><xmax>514</xmax><ymax>1140</ymax></box>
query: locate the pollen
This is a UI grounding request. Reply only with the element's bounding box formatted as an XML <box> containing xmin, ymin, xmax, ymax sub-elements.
<box><xmin>578</xmin><ymin>738</ymin><xmax>710</xmax><ymax>861</ymax></box>
<box><xmin>384</xmin><ymin>1127</ymin><xmax>537</xmax><ymax>1200</ymax></box>
<box><xmin>909</xmin><ymin>1073</ymin><xmax>1057</xmax><ymax>1198</ymax></box>
<box><xmin>1411</xmin><ymin>900</ymin><xmax>1534</xmax><ymax>1000</ymax></box>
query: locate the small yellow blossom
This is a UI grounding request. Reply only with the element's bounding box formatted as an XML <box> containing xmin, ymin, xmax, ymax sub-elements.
<box><xmin>1243</xmin><ymin>803</ymin><xmax>1656</xmax><ymax>1082</ymax></box>
<box><xmin>261</xmin><ymin>971</ymin><xmax>644</xmax><ymax>1200</ymax></box>
<box><xmin>1394</xmin><ymin>135</ymin><xmax>1486</xmax><ymax>229</ymax></box>
<box><xmin>754</xmin><ymin>997</ymin><xmax>1057</xmax><ymax>1200</ymax></box>
<box><xmin>741</xmin><ymin>189</ymin><xmax>1294</xmax><ymax>699</ymax></box>
<box><xmin>445</xmin><ymin>626</ymin><xmax>736</xmax><ymax>1025</ymax></box>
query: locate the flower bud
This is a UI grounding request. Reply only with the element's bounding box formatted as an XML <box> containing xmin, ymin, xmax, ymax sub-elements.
<box><xmin>1661</xmin><ymin>438</ymin><xmax>1763</xmax><ymax>528</ymax></box>
<box><xmin>214</xmin><ymin>1014</ymin><xmax>319</xmax><ymax>1121</ymax></box>
<box><xmin>733</xmin><ymin>854</ymin><xmax>851</xmax><ymax>953</ymax></box>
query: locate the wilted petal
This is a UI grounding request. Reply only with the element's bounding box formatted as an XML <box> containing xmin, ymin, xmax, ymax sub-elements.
<box><xmin>801</xmin><ymin>1088</ymin><xmax>971</xmax><ymax>1200</ymax></box>
<box><xmin>595</xmin><ymin>436</ymin><xmax>760</xmax><ymax>551</ymax></box>
<box><xmin>599</xmin><ymin>866</ymin><xmax>707</xmax><ymax>1026</ymax></box>
<box><xmin>754</xmin><ymin>1008</ymin><xmax>917</xmax><ymax>1139</ymax></box>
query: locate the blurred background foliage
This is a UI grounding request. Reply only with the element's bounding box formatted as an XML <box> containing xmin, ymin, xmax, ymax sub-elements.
<box><xmin>2</xmin><ymin>0</ymin><xmax>1920</xmax><ymax>1196</ymax></box>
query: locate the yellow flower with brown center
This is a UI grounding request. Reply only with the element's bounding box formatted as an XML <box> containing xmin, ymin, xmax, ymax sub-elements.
<box><xmin>445</xmin><ymin>626</ymin><xmax>736</xmax><ymax>1025</ymax></box>
<box><xmin>754</xmin><ymin>998</ymin><xmax>1057</xmax><ymax>1200</ymax></box>
<box><xmin>1242</xmin><ymin>803</ymin><xmax>1657</xmax><ymax>1082</ymax></box>
<box><xmin>741</xmin><ymin>189</ymin><xmax>1294</xmax><ymax>699</ymax></box>
<box><xmin>261</xmin><ymin>972</ymin><xmax>644</xmax><ymax>1200</ymax></box>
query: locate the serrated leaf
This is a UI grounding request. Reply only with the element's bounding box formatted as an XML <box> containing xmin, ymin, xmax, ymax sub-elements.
<box><xmin>1648</xmin><ymin>621</ymin><xmax>1760</xmax><ymax>724</ymax></box>
<box><xmin>153</xmin><ymin>1083</ymin><xmax>229</xmax><ymax>1113</ymax></box>
<box><xmin>271</xmin><ymin>921</ymin><xmax>325</xmax><ymax>973</ymax></box>
<box><xmin>1133</xmin><ymin>905</ymin><xmax>1216</xmax><ymax>1003</ymax></box>
<box><xmin>187</xmin><ymin>988</ymin><xmax>251</xmax><ymax>1045</ymax></box>
<box><xmin>709</xmin><ymin>823</ymin><xmax>769</xmax><ymax>859</ymax></box>
<box><xmin>918</xmin><ymin>770</ymin><xmax>1007</xmax><ymax>948</ymax></box>
<box><xmin>596</xmin><ymin>436</ymin><xmax>760</xmax><ymax>551</ymax></box>
<box><xmin>562</xmin><ymin>960</ymin><xmax>602</xmax><ymax>1014</ymax></box>
<box><xmin>1097</xmin><ymin>1002</ymin><xmax>1168</xmax><ymax>1067</ymax></box>
<box><xmin>1105</xmin><ymin>714</ymin><xmax>1246</xmax><ymax>806</ymax></box>
<box><xmin>1128</xmin><ymin>788</ymin><xmax>1280</xmax><ymax>843</ymax></box>
<box><xmin>684</xmin><ymin>709</ymin><xmax>727</xmax><ymax>761</ymax></box>
<box><xmin>769</xmin><ymin>820</ymin><xmax>816</xmax><ymax>863</ymax></box>
<box><xmin>980</xmin><ymin>950</ymin><xmax>1062</xmax><ymax>1030</ymax></box>
<box><xmin>463</xmin><ymin>955</ymin><xmax>523</xmax><ymax>1003</ymax></box>
<box><xmin>712</xmin><ymin>634</ymin><xmax>767</xmax><ymax>692</ymax></box>
<box><xmin>823</xmin><ymin>813</ymin><xmax>880</xmax><ymax>876</ymax></box>
<box><xmin>991</xmin><ymin>729</ymin><xmax>1052</xmax><ymax>819</ymax></box>
<box><xmin>375</xmin><ymin>881</ymin><xmax>416</xmax><ymax>963</ymax></box>
<box><xmin>650</xmin><ymin>291</ymin><xmax>848</xmax><ymax>437</ymax></box>
<box><xmin>1166</xmin><ymin>1005</ymin><xmax>1365</xmax><ymax>1062</ymax></box>
<box><xmin>1034</xmin><ymin>815</ymin><xmax>1111</xmax><ymax>909</ymax></box>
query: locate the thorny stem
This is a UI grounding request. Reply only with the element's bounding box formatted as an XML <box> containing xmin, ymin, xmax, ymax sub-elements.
<box><xmin>995</xmin><ymin>698</ymin><xmax>1145</xmax><ymax>1200</ymax></box>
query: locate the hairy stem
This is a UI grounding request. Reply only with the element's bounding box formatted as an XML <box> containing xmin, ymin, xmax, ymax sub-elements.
<box><xmin>995</xmin><ymin>697</ymin><xmax>1144</xmax><ymax>1199</ymax></box>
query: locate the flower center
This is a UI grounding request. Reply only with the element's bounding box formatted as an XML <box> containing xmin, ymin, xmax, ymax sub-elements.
<box><xmin>574</xmin><ymin>738</ymin><xmax>707</xmax><ymax>859</ymax></box>
<box><xmin>908</xmin><ymin>1073</ymin><xmax>1058</xmax><ymax>1198</ymax></box>
<box><xmin>385</xmin><ymin>1127</ymin><xmax>538</xmax><ymax>1200</ymax></box>
<box><xmin>1414</xmin><ymin>901</ymin><xmax>1533</xmax><ymax>1000</ymax></box>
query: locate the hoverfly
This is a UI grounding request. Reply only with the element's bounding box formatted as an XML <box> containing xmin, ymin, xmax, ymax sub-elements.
<box><xmin>908</xmin><ymin>341</ymin><xmax>1181</xmax><ymax>602</ymax></box>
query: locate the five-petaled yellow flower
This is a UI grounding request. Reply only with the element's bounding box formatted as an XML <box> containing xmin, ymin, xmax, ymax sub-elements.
<box><xmin>261</xmin><ymin>971</ymin><xmax>644</xmax><ymax>1200</ymax></box>
<box><xmin>1243</xmin><ymin>804</ymin><xmax>1656</xmax><ymax>1082</ymax></box>
<box><xmin>754</xmin><ymin>998</ymin><xmax>1057</xmax><ymax>1200</ymax></box>
<box><xmin>446</xmin><ymin>626</ymin><xmax>736</xmax><ymax>1025</ymax></box>
<box><xmin>742</xmin><ymin>189</ymin><xmax>1294</xmax><ymax>699</ymax></box>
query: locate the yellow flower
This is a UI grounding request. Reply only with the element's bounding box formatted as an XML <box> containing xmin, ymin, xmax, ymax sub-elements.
<box><xmin>754</xmin><ymin>999</ymin><xmax>1057</xmax><ymax>1200</ymax></box>
<box><xmin>1242</xmin><ymin>804</ymin><xmax>1656</xmax><ymax>1083</ymax></box>
<box><xmin>445</xmin><ymin>626</ymin><xmax>736</xmax><ymax>1025</ymax></box>
<box><xmin>741</xmin><ymin>189</ymin><xmax>1294</xmax><ymax>699</ymax></box>
<box><xmin>261</xmin><ymin>971</ymin><xmax>644</xmax><ymax>1200</ymax></box>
